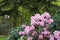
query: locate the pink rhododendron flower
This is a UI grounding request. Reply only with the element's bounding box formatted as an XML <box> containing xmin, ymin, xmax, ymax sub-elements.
<box><xmin>31</xmin><ymin>16</ymin><xmax>35</xmax><ymax>20</ymax></box>
<box><xmin>41</xmin><ymin>30</ymin><xmax>50</xmax><ymax>35</ymax></box>
<box><xmin>21</xmin><ymin>35</ymin><xmax>24</xmax><ymax>40</ymax></box>
<box><xmin>43</xmin><ymin>28</ymin><xmax>47</xmax><ymax>31</ymax></box>
<box><xmin>41</xmin><ymin>30</ymin><xmax>50</xmax><ymax>37</ymax></box>
<box><xmin>24</xmin><ymin>26</ymin><xmax>30</xmax><ymax>35</ymax></box>
<box><xmin>27</xmin><ymin>37</ymin><xmax>33</xmax><ymax>40</ymax></box>
<box><xmin>54</xmin><ymin>31</ymin><xmax>60</xmax><ymax>39</ymax></box>
<box><xmin>39</xmin><ymin>35</ymin><xmax>43</xmax><ymax>39</ymax></box>
<box><xmin>43</xmin><ymin>12</ymin><xmax>51</xmax><ymax>19</ymax></box>
<box><xmin>39</xmin><ymin>15</ymin><xmax>45</xmax><ymax>22</ymax></box>
<box><xmin>32</xmin><ymin>31</ymin><xmax>37</xmax><ymax>36</ymax></box>
<box><xmin>34</xmin><ymin>14</ymin><xmax>40</xmax><ymax>21</ymax></box>
<box><xmin>19</xmin><ymin>31</ymin><xmax>25</xmax><ymax>35</ymax></box>
<box><xmin>31</xmin><ymin>19</ymin><xmax>36</xmax><ymax>25</ymax></box>
<box><xmin>35</xmin><ymin>21</ymin><xmax>40</xmax><ymax>25</ymax></box>
<box><xmin>30</xmin><ymin>25</ymin><xmax>35</xmax><ymax>30</ymax></box>
<box><xmin>57</xmin><ymin>39</ymin><xmax>60</xmax><ymax>40</ymax></box>
<box><xmin>50</xmin><ymin>35</ymin><xmax>54</xmax><ymax>40</ymax></box>
<box><xmin>22</xmin><ymin>24</ymin><xmax>26</xmax><ymax>29</ymax></box>
<box><xmin>39</xmin><ymin>22</ymin><xmax>44</xmax><ymax>26</ymax></box>
<box><xmin>46</xmin><ymin>19</ymin><xmax>53</xmax><ymax>24</ymax></box>
<box><xmin>34</xmin><ymin>14</ymin><xmax>40</xmax><ymax>17</ymax></box>
<box><xmin>31</xmin><ymin>13</ymin><xmax>53</xmax><ymax>27</ymax></box>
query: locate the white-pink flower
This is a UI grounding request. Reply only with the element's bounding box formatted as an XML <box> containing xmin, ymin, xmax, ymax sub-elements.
<box><xmin>27</xmin><ymin>37</ymin><xmax>33</xmax><ymax>40</ymax></box>
<box><xmin>41</xmin><ymin>31</ymin><xmax>50</xmax><ymax>35</ymax></box>
<box><xmin>30</xmin><ymin>25</ymin><xmax>35</xmax><ymax>30</ymax></box>
<box><xmin>31</xmin><ymin>19</ymin><xmax>36</xmax><ymax>25</ymax></box>
<box><xmin>50</xmin><ymin>35</ymin><xmax>54</xmax><ymax>40</ymax></box>
<box><xmin>54</xmin><ymin>31</ymin><xmax>60</xmax><ymax>39</ymax></box>
<box><xmin>34</xmin><ymin>14</ymin><xmax>40</xmax><ymax>21</ymax></box>
<box><xmin>24</xmin><ymin>26</ymin><xmax>30</xmax><ymax>35</ymax></box>
<box><xmin>32</xmin><ymin>31</ymin><xmax>37</xmax><ymax>36</ymax></box>
<box><xmin>46</xmin><ymin>19</ymin><xmax>53</xmax><ymax>24</ymax></box>
<box><xmin>39</xmin><ymin>22</ymin><xmax>44</xmax><ymax>26</ymax></box>
<box><xmin>43</xmin><ymin>12</ymin><xmax>51</xmax><ymax>19</ymax></box>
<box><xmin>35</xmin><ymin>14</ymin><xmax>40</xmax><ymax>17</ymax></box>
<box><xmin>19</xmin><ymin>31</ymin><xmax>25</xmax><ymax>35</ymax></box>
<box><xmin>21</xmin><ymin>35</ymin><xmax>24</xmax><ymax>40</ymax></box>
<box><xmin>43</xmin><ymin>28</ymin><xmax>47</xmax><ymax>31</ymax></box>
<box><xmin>22</xmin><ymin>24</ymin><xmax>26</xmax><ymax>29</ymax></box>
<box><xmin>35</xmin><ymin>21</ymin><xmax>40</xmax><ymax>25</ymax></box>
<box><xmin>31</xmin><ymin>16</ymin><xmax>35</xmax><ymax>20</ymax></box>
<box><xmin>39</xmin><ymin>15</ymin><xmax>45</xmax><ymax>22</ymax></box>
<box><xmin>39</xmin><ymin>35</ymin><xmax>43</xmax><ymax>39</ymax></box>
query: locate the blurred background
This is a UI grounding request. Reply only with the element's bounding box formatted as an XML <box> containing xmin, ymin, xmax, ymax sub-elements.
<box><xmin>0</xmin><ymin>0</ymin><xmax>60</xmax><ymax>40</ymax></box>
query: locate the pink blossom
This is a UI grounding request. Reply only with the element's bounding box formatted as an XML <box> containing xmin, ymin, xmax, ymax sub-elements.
<box><xmin>34</xmin><ymin>14</ymin><xmax>40</xmax><ymax>21</ymax></box>
<box><xmin>32</xmin><ymin>31</ymin><xmax>37</xmax><ymax>36</ymax></box>
<box><xmin>46</xmin><ymin>19</ymin><xmax>53</xmax><ymax>24</ymax></box>
<box><xmin>34</xmin><ymin>14</ymin><xmax>40</xmax><ymax>18</ymax></box>
<box><xmin>19</xmin><ymin>31</ymin><xmax>25</xmax><ymax>35</ymax></box>
<box><xmin>30</xmin><ymin>25</ymin><xmax>35</xmax><ymax>30</ymax></box>
<box><xmin>54</xmin><ymin>31</ymin><xmax>60</xmax><ymax>39</ymax></box>
<box><xmin>35</xmin><ymin>14</ymin><xmax>40</xmax><ymax>17</ymax></box>
<box><xmin>22</xmin><ymin>24</ymin><xmax>26</xmax><ymax>29</ymax></box>
<box><xmin>43</xmin><ymin>28</ymin><xmax>47</xmax><ymax>31</ymax></box>
<box><xmin>31</xmin><ymin>16</ymin><xmax>35</xmax><ymax>20</ymax></box>
<box><xmin>41</xmin><ymin>31</ymin><xmax>50</xmax><ymax>35</ymax></box>
<box><xmin>43</xmin><ymin>12</ymin><xmax>51</xmax><ymax>19</ymax></box>
<box><xmin>21</xmin><ymin>35</ymin><xmax>24</xmax><ymax>40</ymax></box>
<box><xmin>31</xmin><ymin>19</ymin><xmax>36</xmax><ymax>25</ymax></box>
<box><xmin>41</xmin><ymin>30</ymin><xmax>50</xmax><ymax>37</ymax></box>
<box><xmin>39</xmin><ymin>15</ymin><xmax>45</xmax><ymax>22</ymax></box>
<box><xmin>57</xmin><ymin>39</ymin><xmax>60</xmax><ymax>40</ymax></box>
<box><xmin>27</xmin><ymin>37</ymin><xmax>33</xmax><ymax>40</ymax></box>
<box><xmin>35</xmin><ymin>21</ymin><xmax>40</xmax><ymax>25</ymax></box>
<box><xmin>50</xmin><ymin>35</ymin><xmax>54</xmax><ymax>40</ymax></box>
<box><xmin>39</xmin><ymin>35</ymin><xmax>43</xmax><ymax>39</ymax></box>
<box><xmin>39</xmin><ymin>22</ymin><xmax>44</xmax><ymax>26</ymax></box>
<box><xmin>24</xmin><ymin>26</ymin><xmax>30</xmax><ymax>35</ymax></box>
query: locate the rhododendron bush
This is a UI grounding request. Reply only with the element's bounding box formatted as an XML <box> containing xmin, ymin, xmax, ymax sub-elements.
<box><xmin>18</xmin><ymin>12</ymin><xmax>60</xmax><ymax>40</ymax></box>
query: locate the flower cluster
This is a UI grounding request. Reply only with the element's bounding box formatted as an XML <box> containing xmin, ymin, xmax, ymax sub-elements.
<box><xmin>31</xmin><ymin>12</ymin><xmax>53</xmax><ymax>27</ymax></box>
<box><xmin>18</xmin><ymin>12</ymin><xmax>60</xmax><ymax>40</ymax></box>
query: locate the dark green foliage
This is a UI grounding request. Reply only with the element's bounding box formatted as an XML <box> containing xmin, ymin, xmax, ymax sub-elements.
<box><xmin>53</xmin><ymin>10</ymin><xmax>60</xmax><ymax>30</ymax></box>
<box><xmin>48</xmin><ymin>10</ymin><xmax>60</xmax><ymax>33</ymax></box>
<box><xmin>7</xmin><ymin>26</ymin><xmax>23</xmax><ymax>40</ymax></box>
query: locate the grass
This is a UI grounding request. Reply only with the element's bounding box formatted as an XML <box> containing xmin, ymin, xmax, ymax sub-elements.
<box><xmin>0</xmin><ymin>35</ymin><xmax>6</xmax><ymax>40</ymax></box>
<box><xmin>0</xmin><ymin>37</ymin><xmax>5</xmax><ymax>40</ymax></box>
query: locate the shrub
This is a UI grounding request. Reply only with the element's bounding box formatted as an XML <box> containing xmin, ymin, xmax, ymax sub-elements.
<box><xmin>7</xmin><ymin>11</ymin><xmax>60</xmax><ymax>40</ymax></box>
<box><xmin>18</xmin><ymin>12</ymin><xmax>55</xmax><ymax>40</ymax></box>
<box><xmin>7</xmin><ymin>26</ymin><xmax>22</xmax><ymax>40</ymax></box>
